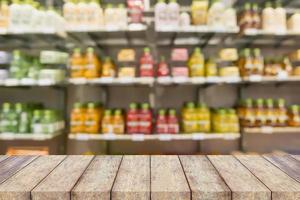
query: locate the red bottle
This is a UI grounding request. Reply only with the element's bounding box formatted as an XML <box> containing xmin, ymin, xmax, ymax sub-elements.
<box><xmin>157</xmin><ymin>56</ymin><xmax>170</xmax><ymax>77</ymax></box>
<box><xmin>127</xmin><ymin>0</ymin><xmax>144</xmax><ymax>24</ymax></box>
<box><xmin>139</xmin><ymin>103</ymin><xmax>152</xmax><ymax>134</ymax></box>
<box><xmin>139</xmin><ymin>47</ymin><xmax>154</xmax><ymax>77</ymax></box>
<box><xmin>167</xmin><ymin>109</ymin><xmax>179</xmax><ymax>134</ymax></box>
<box><xmin>126</xmin><ymin>103</ymin><xmax>139</xmax><ymax>134</ymax></box>
<box><xmin>156</xmin><ymin>109</ymin><xmax>168</xmax><ymax>134</ymax></box>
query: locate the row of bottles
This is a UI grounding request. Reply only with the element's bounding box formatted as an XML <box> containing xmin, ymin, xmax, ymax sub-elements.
<box><xmin>239</xmin><ymin>1</ymin><xmax>300</xmax><ymax>33</ymax></box>
<box><xmin>70</xmin><ymin>47</ymin><xmax>154</xmax><ymax>79</ymax></box>
<box><xmin>0</xmin><ymin>102</ymin><xmax>64</xmax><ymax>134</ymax></box>
<box><xmin>239</xmin><ymin>98</ymin><xmax>300</xmax><ymax>128</ymax></box>
<box><xmin>0</xmin><ymin>0</ymin><xmax>65</xmax><ymax>33</ymax></box>
<box><xmin>182</xmin><ymin>102</ymin><xmax>239</xmax><ymax>133</ymax></box>
<box><xmin>155</xmin><ymin>0</ymin><xmax>237</xmax><ymax>30</ymax></box>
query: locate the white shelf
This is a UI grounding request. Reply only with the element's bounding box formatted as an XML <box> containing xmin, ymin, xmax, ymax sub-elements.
<box><xmin>67</xmin><ymin>24</ymin><xmax>147</xmax><ymax>33</ymax></box>
<box><xmin>244</xmin><ymin>127</ymin><xmax>300</xmax><ymax>134</ymax></box>
<box><xmin>68</xmin><ymin>133</ymin><xmax>240</xmax><ymax>141</ymax></box>
<box><xmin>0</xmin><ymin>131</ymin><xmax>62</xmax><ymax>141</ymax></box>
<box><xmin>68</xmin><ymin>77</ymin><xmax>155</xmax><ymax>86</ymax></box>
<box><xmin>0</xmin><ymin>78</ymin><xmax>64</xmax><ymax>87</ymax></box>
<box><xmin>156</xmin><ymin>26</ymin><xmax>239</xmax><ymax>33</ymax></box>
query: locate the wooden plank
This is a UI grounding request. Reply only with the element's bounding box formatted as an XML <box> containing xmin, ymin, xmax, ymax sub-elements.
<box><xmin>236</xmin><ymin>155</ymin><xmax>300</xmax><ymax>200</ymax></box>
<box><xmin>72</xmin><ymin>156</ymin><xmax>122</xmax><ymax>200</ymax></box>
<box><xmin>32</xmin><ymin>155</ymin><xmax>93</xmax><ymax>200</ymax></box>
<box><xmin>264</xmin><ymin>155</ymin><xmax>300</xmax><ymax>182</ymax></box>
<box><xmin>208</xmin><ymin>155</ymin><xmax>271</xmax><ymax>200</ymax></box>
<box><xmin>291</xmin><ymin>155</ymin><xmax>300</xmax><ymax>161</ymax></box>
<box><xmin>112</xmin><ymin>155</ymin><xmax>150</xmax><ymax>200</ymax></box>
<box><xmin>0</xmin><ymin>156</ymin><xmax>8</xmax><ymax>163</ymax></box>
<box><xmin>0</xmin><ymin>156</ymin><xmax>37</xmax><ymax>184</ymax></box>
<box><xmin>179</xmin><ymin>156</ymin><xmax>231</xmax><ymax>200</ymax></box>
<box><xmin>0</xmin><ymin>156</ymin><xmax>65</xmax><ymax>200</ymax></box>
<box><xmin>151</xmin><ymin>155</ymin><xmax>190</xmax><ymax>200</ymax></box>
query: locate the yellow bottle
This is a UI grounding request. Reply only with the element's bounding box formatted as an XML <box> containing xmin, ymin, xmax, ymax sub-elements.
<box><xmin>113</xmin><ymin>109</ymin><xmax>125</xmax><ymax>134</ymax></box>
<box><xmin>70</xmin><ymin>48</ymin><xmax>86</xmax><ymax>78</ymax></box>
<box><xmin>101</xmin><ymin>109</ymin><xmax>113</xmax><ymax>134</ymax></box>
<box><xmin>182</xmin><ymin>102</ymin><xmax>198</xmax><ymax>133</ymax></box>
<box><xmin>101</xmin><ymin>57</ymin><xmax>116</xmax><ymax>77</ymax></box>
<box><xmin>0</xmin><ymin>0</ymin><xmax>9</xmax><ymax>31</ymax></box>
<box><xmin>188</xmin><ymin>48</ymin><xmax>205</xmax><ymax>77</ymax></box>
<box><xmin>196</xmin><ymin>103</ymin><xmax>211</xmax><ymax>133</ymax></box>
<box><xmin>70</xmin><ymin>102</ymin><xmax>85</xmax><ymax>133</ymax></box>
<box><xmin>191</xmin><ymin>0</ymin><xmax>208</xmax><ymax>25</ymax></box>
<box><xmin>85</xmin><ymin>47</ymin><xmax>101</xmax><ymax>79</ymax></box>
<box><xmin>85</xmin><ymin>102</ymin><xmax>101</xmax><ymax>134</ymax></box>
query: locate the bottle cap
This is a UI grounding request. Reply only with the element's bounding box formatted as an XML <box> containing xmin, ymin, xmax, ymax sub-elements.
<box><xmin>129</xmin><ymin>103</ymin><xmax>137</xmax><ymax>109</ymax></box>
<box><xmin>144</xmin><ymin>47</ymin><xmax>150</xmax><ymax>53</ymax></box>
<box><xmin>114</xmin><ymin>109</ymin><xmax>122</xmax><ymax>115</ymax></box>
<box><xmin>158</xmin><ymin>109</ymin><xmax>165</xmax><ymax>116</ymax></box>
<box><xmin>141</xmin><ymin>103</ymin><xmax>150</xmax><ymax>109</ymax></box>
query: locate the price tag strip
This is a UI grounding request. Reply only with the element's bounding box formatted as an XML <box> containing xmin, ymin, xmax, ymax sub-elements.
<box><xmin>131</xmin><ymin>134</ymin><xmax>145</xmax><ymax>141</ymax></box>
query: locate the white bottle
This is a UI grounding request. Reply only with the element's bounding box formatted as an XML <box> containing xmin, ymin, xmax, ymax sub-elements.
<box><xmin>179</xmin><ymin>12</ymin><xmax>190</xmax><ymax>27</ymax></box>
<box><xmin>167</xmin><ymin>0</ymin><xmax>180</xmax><ymax>30</ymax></box>
<box><xmin>104</xmin><ymin>4</ymin><xmax>115</xmax><ymax>29</ymax></box>
<box><xmin>117</xmin><ymin>4</ymin><xmax>128</xmax><ymax>30</ymax></box>
<box><xmin>262</xmin><ymin>2</ymin><xmax>275</xmax><ymax>32</ymax></box>
<box><xmin>21</xmin><ymin>0</ymin><xmax>34</xmax><ymax>33</ymax></box>
<box><xmin>155</xmin><ymin>0</ymin><xmax>167</xmax><ymax>30</ymax></box>
<box><xmin>9</xmin><ymin>0</ymin><xmax>22</xmax><ymax>33</ymax></box>
<box><xmin>223</xmin><ymin>7</ymin><xmax>237</xmax><ymax>29</ymax></box>
<box><xmin>63</xmin><ymin>0</ymin><xmax>76</xmax><ymax>30</ymax></box>
<box><xmin>87</xmin><ymin>0</ymin><xmax>103</xmax><ymax>30</ymax></box>
<box><xmin>77</xmin><ymin>0</ymin><xmax>89</xmax><ymax>30</ymax></box>
<box><xmin>288</xmin><ymin>13</ymin><xmax>300</xmax><ymax>33</ymax></box>
<box><xmin>44</xmin><ymin>7</ymin><xmax>57</xmax><ymax>33</ymax></box>
<box><xmin>274</xmin><ymin>1</ymin><xmax>287</xmax><ymax>33</ymax></box>
<box><xmin>207</xmin><ymin>0</ymin><xmax>225</xmax><ymax>29</ymax></box>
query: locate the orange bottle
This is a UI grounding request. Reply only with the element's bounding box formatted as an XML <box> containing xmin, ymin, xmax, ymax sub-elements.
<box><xmin>101</xmin><ymin>57</ymin><xmax>116</xmax><ymax>77</ymax></box>
<box><xmin>101</xmin><ymin>109</ymin><xmax>114</xmax><ymax>134</ymax></box>
<box><xmin>84</xmin><ymin>47</ymin><xmax>101</xmax><ymax>79</ymax></box>
<box><xmin>113</xmin><ymin>109</ymin><xmax>125</xmax><ymax>134</ymax></box>
<box><xmin>0</xmin><ymin>0</ymin><xmax>9</xmax><ymax>31</ymax></box>
<box><xmin>70</xmin><ymin>48</ymin><xmax>85</xmax><ymax>78</ymax></box>
<box><xmin>70</xmin><ymin>102</ymin><xmax>85</xmax><ymax>133</ymax></box>
<box><xmin>85</xmin><ymin>102</ymin><xmax>101</xmax><ymax>133</ymax></box>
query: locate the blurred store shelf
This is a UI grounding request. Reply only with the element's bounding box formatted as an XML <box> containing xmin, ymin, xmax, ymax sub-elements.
<box><xmin>243</xmin><ymin>127</ymin><xmax>300</xmax><ymax>134</ymax></box>
<box><xmin>68</xmin><ymin>133</ymin><xmax>240</xmax><ymax>141</ymax></box>
<box><xmin>0</xmin><ymin>131</ymin><xmax>62</xmax><ymax>141</ymax></box>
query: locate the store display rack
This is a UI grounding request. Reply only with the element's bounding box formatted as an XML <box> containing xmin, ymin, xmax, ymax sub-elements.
<box><xmin>0</xmin><ymin>131</ymin><xmax>62</xmax><ymax>141</ymax></box>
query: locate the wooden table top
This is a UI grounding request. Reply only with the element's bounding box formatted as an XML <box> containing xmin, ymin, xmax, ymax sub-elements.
<box><xmin>0</xmin><ymin>155</ymin><xmax>299</xmax><ymax>200</ymax></box>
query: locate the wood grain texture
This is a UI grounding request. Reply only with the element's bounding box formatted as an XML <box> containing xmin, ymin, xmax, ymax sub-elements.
<box><xmin>32</xmin><ymin>155</ymin><xmax>93</xmax><ymax>200</ymax></box>
<box><xmin>291</xmin><ymin>155</ymin><xmax>300</xmax><ymax>161</ymax></box>
<box><xmin>72</xmin><ymin>156</ymin><xmax>122</xmax><ymax>200</ymax></box>
<box><xmin>236</xmin><ymin>155</ymin><xmax>300</xmax><ymax>200</ymax></box>
<box><xmin>112</xmin><ymin>155</ymin><xmax>150</xmax><ymax>200</ymax></box>
<box><xmin>0</xmin><ymin>156</ymin><xmax>65</xmax><ymax>200</ymax></box>
<box><xmin>0</xmin><ymin>156</ymin><xmax>8</xmax><ymax>163</ymax></box>
<box><xmin>264</xmin><ymin>155</ymin><xmax>300</xmax><ymax>182</ymax></box>
<box><xmin>0</xmin><ymin>156</ymin><xmax>37</xmax><ymax>184</ymax></box>
<box><xmin>151</xmin><ymin>155</ymin><xmax>190</xmax><ymax>200</ymax></box>
<box><xmin>208</xmin><ymin>155</ymin><xmax>271</xmax><ymax>200</ymax></box>
<box><xmin>179</xmin><ymin>156</ymin><xmax>231</xmax><ymax>200</ymax></box>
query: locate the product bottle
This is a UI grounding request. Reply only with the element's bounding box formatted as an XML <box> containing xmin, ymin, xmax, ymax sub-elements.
<box><xmin>70</xmin><ymin>102</ymin><xmax>85</xmax><ymax>133</ymax></box>
<box><xmin>126</xmin><ymin>103</ymin><xmax>139</xmax><ymax>134</ymax></box>
<box><xmin>167</xmin><ymin>109</ymin><xmax>179</xmax><ymax>134</ymax></box>
<box><xmin>179</xmin><ymin>12</ymin><xmax>191</xmax><ymax>27</ymax></box>
<box><xmin>252</xmin><ymin>48</ymin><xmax>264</xmax><ymax>75</ymax></box>
<box><xmin>191</xmin><ymin>0</ymin><xmax>208</xmax><ymax>25</ymax></box>
<box><xmin>251</xmin><ymin>3</ymin><xmax>261</xmax><ymax>29</ymax></box>
<box><xmin>274</xmin><ymin>0</ymin><xmax>287</xmax><ymax>33</ymax></box>
<box><xmin>20</xmin><ymin>0</ymin><xmax>34</xmax><ymax>33</ymax></box>
<box><xmin>243</xmin><ymin>98</ymin><xmax>255</xmax><ymax>127</ymax></box>
<box><xmin>207</xmin><ymin>0</ymin><xmax>225</xmax><ymax>28</ymax></box>
<box><xmin>127</xmin><ymin>0</ymin><xmax>143</xmax><ymax>24</ymax></box>
<box><xmin>288</xmin><ymin>105</ymin><xmax>300</xmax><ymax>127</ymax></box>
<box><xmin>157</xmin><ymin>56</ymin><xmax>170</xmax><ymax>77</ymax></box>
<box><xmin>254</xmin><ymin>98</ymin><xmax>265</xmax><ymax>127</ymax></box>
<box><xmin>70</xmin><ymin>48</ymin><xmax>85</xmax><ymax>78</ymax></box>
<box><xmin>156</xmin><ymin>109</ymin><xmax>168</xmax><ymax>134</ymax></box>
<box><xmin>101</xmin><ymin>109</ymin><xmax>113</xmax><ymax>134</ymax></box>
<box><xmin>117</xmin><ymin>4</ymin><xmax>128</xmax><ymax>29</ymax></box>
<box><xmin>18</xmin><ymin>105</ymin><xmax>31</xmax><ymax>133</ymax></box>
<box><xmin>104</xmin><ymin>4</ymin><xmax>115</xmax><ymax>28</ymax></box>
<box><xmin>223</xmin><ymin>6</ymin><xmax>237</xmax><ymax>29</ymax></box>
<box><xmin>85</xmin><ymin>102</ymin><xmax>100</xmax><ymax>134</ymax></box>
<box><xmin>262</xmin><ymin>2</ymin><xmax>275</xmax><ymax>32</ymax></box>
<box><xmin>139</xmin><ymin>103</ymin><xmax>152</xmax><ymax>134</ymax></box>
<box><xmin>182</xmin><ymin>102</ymin><xmax>197</xmax><ymax>133</ymax></box>
<box><xmin>85</xmin><ymin>47</ymin><xmax>101</xmax><ymax>79</ymax></box>
<box><xmin>0</xmin><ymin>103</ymin><xmax>18</xmax><ymax>133</ymax></box>
<box><xmin>63</xmin><ymin>0</ymin><xmax>76</xmax><ymax>30</ymax></box>
<box><xmin>265</xmin><ymin>99</ymin><xmax>275</xmax><ymax>127</ymax></box>
<box><xmin>275</xmin><ymin>98</ymin><xmax>287</xmax><ymax>127</ymax></box>
<box><xmin>196</xmin><ymin>103</ymin><xmax>210</xmax><ymax>133</ymax></box>
<box><xmin>243</xmin><ymin>48</ymin><xmax>253</xmax><ymax>77</ymax></box>
<box><xmin>188</xmin><ymin>48</ymin><xmax>205</xmax><ymax>77</ymax></box>
<box><xmin>155</xmin><ymin>0</ymin><xmax>167</xmax><ymax>30</ymax></box>
<box><xmin>205</xmin><ymin>58</ymin><xmax>217</xmax><ymax>77</ymax></box>
<box><xmin>77</xmin><ymin>0</ymin><xmax>89</xmax><ymax>29</ymax></box>
<box><xmin>41</xmin><ymin>110</ymin><xmax>56</xmax><ymax>134</ymax></box>
<box><xmin>9</xmin><ymin>0</ymin><xmax>22</xmax><ymax>32</ymax></box>
<box><xmin>101</xmin><ymin>57</ymin><xmax>115</xmax><ymax>77</ymax></box>
<box><xmin>87</xmin><ymin>0</ymin><xmax>103</xmax><ymax>29</ymax></box>
<box><xmin>113</xmin><ymin>109</ymin><xmax>125</xmax><ymax>134</ymax></box>
<box><xmin>239</xmin><ymin>3</ymin><xmax>252</xmax><ymax>32</ymax></box>
<box><xmin>31</xmin><ymin>110</ymin><xmax>43</xmax><ymax>133</ymax></box>
<box><xmin>139</xmin><ymin>47</ymin><xmax>154</xmax><ymax>77</ymax></box>
<box><xmin>0</xmin><ymin>0</ymin><xmax>9</xmax><ymax>32</ymax></box>
<box><xmin>167</xmin><ymin>0</ymin><xmax>179</xmax><ymax>29</ymax></box>
<box><xmin>9</xmin><ymin>50</ymin><xmax>25</xmax><ymax>79</ymax></box>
